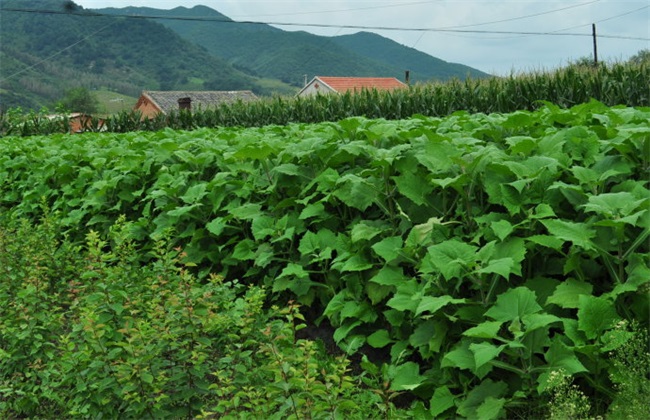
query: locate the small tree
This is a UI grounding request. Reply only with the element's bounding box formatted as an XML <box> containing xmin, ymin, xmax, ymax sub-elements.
<box><xmin>57</xmin><ymin>87</ymin><xmax>99</xmax><ymax>114</ymax></box>
<box><xmin>567</xmin><ymin>55</ymin><xmax>596</xmax><ymax>68</ymax></box>
<box><xmin>629</xmin><ymin>49</ymin><xmax>650</xmax><ymax>65</ymax></box>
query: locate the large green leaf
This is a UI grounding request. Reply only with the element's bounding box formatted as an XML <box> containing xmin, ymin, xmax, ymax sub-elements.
<box><xmin>205</xmin><ymin>217</ymin><xmax>227</xmax><ymax>236</ymax></box>
<box><xmin>388</xmin><ymin>361</ymin><xmax>426</xmax><ymax>391</ymax></box>
<box><xmin>298</xmin><ymin>202</ymin><xmax>326</xmax><ymax>220</ymax></box>
<box><xmin>521</xmin><ymin>313</ymin><xmax>562</xmax><ymax>333</ymax></box>
<box><xmin>333</xmin><ymin>173</ymin><xmax>378</xmax><ymax>211</ymax></box>
<box><xmin>333</xmin><ymin>320</ymin><xmax>362</xmax><ymax>343</ymax></box>
<box><xmin>386</xmin><ymin>290</ymin><xmax>420</xmax><ymax>313</ymax></box>
<box><xmin>393</xmin><ymin>171</ymin><xmax>433</xmax><ymax>206</ymax></box>
<box><xmin>367</xmin><ymin>329</ymin><xmax>393</xmax><ymax>348</ymax></box>
<box><xmin>427</xmin><ymin>239</ymin><xmax>478</xmax><ymax>280</ymax></box>
<box><xmin>442</xmin><ymin>339</ymin><xmax>492</xmax><ymax>379</ymax></box>
<box><xmin>546</xmin><ymin>279</ymin><xmax>593</xmax><ymax>309</ymax></box>
<box><xmin>470</xmin><ymin>342</ymin><xmax>506</xmax><ymax>370</ymax></box>
<box><xmin>227</xmin><ymin>202</ymin><xmax>263</xmax><ymax>220</ymax></box>
<box><xmin>463</xmin><ymin>321</ymin><xmax>503</xmax><ymax>339</ymax></box>
<box><xmin>369</xmin><ymin>265</ymin><xmax>409</xmax><ymax>286</ymax></box>
<box><xmin>475</xmin><ymin>257</ymin><xmax>515</xmax><ymax>280</ymax></box>
<box><xmin>476</xmin><ymin>397</ymin><xmax>506</xmax><ymax>420</ymax></box>
<box><xmin>541</xmin><ymin>219</ymin><xmax>596</xmax><ymax>250</ymax></box>
<box><xmin>490</xmin><ymin>219</ymin><xmax>514</xmax><ymax>241</ymax></box>
<box><xmin>538</xmin><ymin>338</ymin><xmax>588</xmax><ymax>394</ymax></box>
<box><xmin>429</xmin><ymin>386</ymin><xmax>456</xmax><ymax>417</ymax></box>
<box><xmin>456</xmin><ymin>379</ymin><xmax>507</xmax><ymax>419</ymax></box>
<box><xmin>371</xmin><ymin>236</ymin><xmax>403</xmax><ymax>262</ymax></box>
<box><xmin>583</xmin><ymin>192</ymin><xmax>648</xmax><ymax>222</ymax></box>
<box><xmin>350</xmin><ymin>220</ymin><xmax>386</xmax><ymax>243</ymax></box>
<box><xmin>525</xmin><ymin>234</ymin><xmax>564</xmax><ymax>250</ymax></box>
<box><xmin>414</xmin><ymin>138</ymin><xmax>460</xmax><ymax>174</ymax></box>
<box><xmin>231</xmin><ymin>239</ymin><xmax>256</xmax><ymax>261</ymax></box>
<box><xmin>409</xmin><ymin>319</ymin><xmax>440</xmax><ymax>350</ymax></box>
<box><xmin>180</xmin><ymin>182</ymin><xmax>208</xmax><ymax>204</ymax></box>
<box><xmin>251</xmin><ymin>215</ymin><xmax>275</xmax><ymax>241</ymax></box>
<box><xmin>607</xmin><ymin>254</ymin><xmax>650</xmax><ymax>298</ymax></box>
<box><xmin>577</xmin><ymin>295</ymin><xmax>621</xmax><ymax>340</ymax></box>
<box><xmin>415</xmin><ymin>295</ymin><xmax>464</xmax><ymax>316</ymax></box>
<box><xmin>166</xmin><ymin>203</ymin><xmax>201</xmax><ymax>218</ymax></box>
<box><xmin>340</xmin><ymin>254</ymin><xmax>374</xmax><ymax>272</ymax></box>
<box><xmin>298</xmin><ymin>229</ymin><xmax>336</xmax><ymax>261</ymax></box>
<box><xmin>485</xmin><ymin>287</ymin><xmax>542</xmax><ymax>322</ymax></box>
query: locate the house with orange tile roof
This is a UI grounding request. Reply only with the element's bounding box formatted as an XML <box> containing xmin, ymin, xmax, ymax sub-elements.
<box><xmin>297</xmin><ymin>76</ymin><xmax>407</xmax><ymax>97</ymax></box>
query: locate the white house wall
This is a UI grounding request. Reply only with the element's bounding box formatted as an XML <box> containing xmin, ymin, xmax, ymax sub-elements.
<box><xmin>298</xmin><ymin>79</ymin><xmax>336</xmax><ymax>97</ymax></box>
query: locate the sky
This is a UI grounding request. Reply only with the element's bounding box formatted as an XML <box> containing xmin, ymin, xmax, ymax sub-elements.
<box><xmin>73</xmin><ymin>0</ymin><xmax>649</xmax><ymax>76</ymax></box>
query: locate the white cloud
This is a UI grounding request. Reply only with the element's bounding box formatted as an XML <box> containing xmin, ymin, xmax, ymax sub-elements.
<box><xmin>70</xmin><ymin>0</ymin><xmax>650</xmax><ymax>74</ymax></box>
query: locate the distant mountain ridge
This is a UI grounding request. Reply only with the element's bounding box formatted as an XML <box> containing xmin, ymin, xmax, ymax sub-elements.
<box><xmin>0</xmin><ymin>0</ymin><xmax>489</xmax><ymax>110</ymax></box>
<box><xmin>101</xmin><ymin>5</ymin><xmax>489</xmax><ymax>86</ymax></box>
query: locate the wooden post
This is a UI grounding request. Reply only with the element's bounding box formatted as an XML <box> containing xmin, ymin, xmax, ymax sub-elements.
<box><xmin>592</xmin><ymin>24</ymin><xmax>598</xmax><ymax>67</ymax></box>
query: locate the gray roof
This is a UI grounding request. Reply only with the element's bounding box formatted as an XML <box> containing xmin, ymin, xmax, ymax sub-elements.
<box><xmin>142</xmin><ymin>90</ymin><xmax>258</xmax><ymax>114</ymax></box>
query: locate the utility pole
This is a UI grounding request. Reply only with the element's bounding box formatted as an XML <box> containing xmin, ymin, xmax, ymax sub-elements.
<box><xmin>592</xmin><ymin>24</ymin><xmax>598</xmax><ymax>67</ymax></box>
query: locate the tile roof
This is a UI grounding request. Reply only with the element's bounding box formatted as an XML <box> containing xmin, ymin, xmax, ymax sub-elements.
<box><xmin>141</xmin><ymin>90</ymin><xmax>258</xmax><ymax>114</ymax></box>
<box><xmin>316</xmin><ymin>77</ymin><xmax>406</xmax><ymax>93</ymax></box>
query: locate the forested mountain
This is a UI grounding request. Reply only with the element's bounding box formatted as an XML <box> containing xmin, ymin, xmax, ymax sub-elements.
<box><xmin>0</xmin><ymin>0</ymin><xmax>258</xmax><ymax>110</ymax></box>
<box><xmin>0</xmin><ymin>0</ymin><xmax>489</xmax><ymax>111</ymax></box>
<box><xmin>100</xmin><ymin>5</ymin><xmax>488</xmax><ymax>86</ymax></box>
<box><xmin>330</xmin><ymin>32</ymin><xmax>485</xmax><ymax>82</ymax></box>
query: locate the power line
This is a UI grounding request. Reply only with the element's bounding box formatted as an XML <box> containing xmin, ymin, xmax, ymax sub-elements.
<box><xmin>2</xmin><ymin>6</ymin><xmax>647</xmax><ymax>40</ymax></box>
<box><xmin>410</xmin><ymin>0</ymin><xmax>599</xmax><ymax>44</ymax></box>
<box><xmin>0</xmin><ymin>19</ymin><xmax>118</xmax><ymax>83</ymax></box>
<box><xmin>595</xmin><ymin>5</ymin><xmax>649</xmax><ymax>25</ymax></box>
<box><xmin>431</xmin><ymin>0</ymin><xmax>601</xmax><ymax>30</ymax></box>
<box><xmin>550</xmin><ymin>5</ymin><xmax>650</xmax><ymax>33</ymax></box>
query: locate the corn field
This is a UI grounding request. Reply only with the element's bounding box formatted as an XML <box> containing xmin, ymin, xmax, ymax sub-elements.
<box><xmin>2</xmin><ymin>61</ymin><xmax>648</xmax><ymax>136</ymax></box>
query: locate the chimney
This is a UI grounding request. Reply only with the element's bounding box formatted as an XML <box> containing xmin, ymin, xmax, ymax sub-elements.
<box><xmin>178</xmin><ymin>97</ymin><xmax>192</xmax><ymax>111</ymax></box>
<box><xmin>405</xmin><ymin>70</ymin><xmax>410</xmax><ymax>85</ymax></box>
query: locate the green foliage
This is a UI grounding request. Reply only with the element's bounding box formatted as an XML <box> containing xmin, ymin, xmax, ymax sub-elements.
<box><xmin>546</xmin><ymin>369</ymin><xmax>593</xmax><ymax>420</ymax></box>
<box><xmin>545</xmin><ymin>321</ymin><xmax>650</xmax><ymax>420</ymax></box>
<box><xmin>0</xmin><ymin>214</ymin><xmax>407</xmax><ymax>418</ymax></box>
<box><xmin>56</xmin><ymin>87</ymin><xmax>99</xmax><ymax>114</ymax></box>
<box><xmin>2</xmin><ymin>61</ymin><xmax>647</xmax><ymax>136</ymax></box>
<box><xmin>628</xmin><ymin>48</ymin><xmax>650</xmax><ymax>66</ymax></box>
<box><xmin>97</xmin><ymin>60</ymin><xmax>650</xmax><ymax>132</ymax></box>
<box><xmin>606</xmin><ymin>322</ymin><xmax>650</xmax><ymax>419</ymax></box>
<box><xmin>0</xmin><ymin>101</ymin><xmax>648</xmax><ymax>417</ymax></box>
<box><xmin>0</xmin><ymin>106</ymin><xmax>70</xmax><ymax>136</ymax></box>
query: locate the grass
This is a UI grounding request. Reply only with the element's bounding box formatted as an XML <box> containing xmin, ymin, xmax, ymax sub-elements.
<box><xmin>94</xmin><ymin>90</ymin><xmax>137</xmax><ymax>115</ymax></box>
<box><xmin>254</xmin><ymin>78</ymin><xmax>300</xmax><ymax>96</ymax></box>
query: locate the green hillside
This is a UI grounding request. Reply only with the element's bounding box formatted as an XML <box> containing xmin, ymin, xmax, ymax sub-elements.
<box><xmin>331</xmin><ymin>31</ymin><xmax>487</xmax><ymax>81</ymax></box>
<box><xmin>0</xmin><ymin>0</ymin><xmax>260</xmax><ymax>110</ymax></box>
<box><xmin>98</xmin><ymin>5</ymin><xmax>489</xmax><ymax>85</ymax></box>
<box><xmin>100</xmin><ymin>6</ymin><xmax>401</xmax><ymax>87</ymax></box>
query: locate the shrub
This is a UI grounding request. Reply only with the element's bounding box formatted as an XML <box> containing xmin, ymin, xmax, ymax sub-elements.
<box><xmin>0</xmin><ymin>215</ymin><xmax>410</xmax><ymax>418</ymax></box>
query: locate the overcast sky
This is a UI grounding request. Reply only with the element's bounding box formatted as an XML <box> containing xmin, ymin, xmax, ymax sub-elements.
<box><xmin>73</xmin><ymin>0</ymin><xmax>649</xmax><ymax>76</ymax></box>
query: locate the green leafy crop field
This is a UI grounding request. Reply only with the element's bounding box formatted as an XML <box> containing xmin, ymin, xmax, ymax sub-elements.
<box><xmin>0</xmin><ymin>100</ymin><xmax>648</xmax><ymax>418</ymax></box>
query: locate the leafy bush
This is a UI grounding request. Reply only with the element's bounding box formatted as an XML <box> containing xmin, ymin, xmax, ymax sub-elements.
<box><xmin>606</xmin><ymin>321</ymin><xmax>650</xmax><ymax>419</ymax></box>
<box><xmin>0</xmin><ymin>214</ymin><xmax>407</xmax><ymax>418</ymax></box>
<box><xmin>0</xmin><ymin>106</ymin><xmax>70</xmax><ymax>137</ymax></box>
